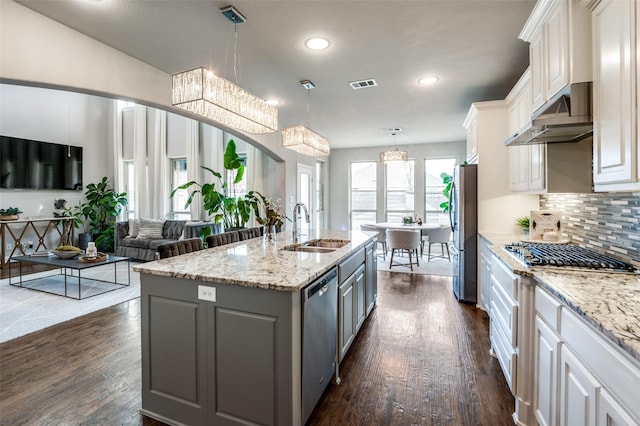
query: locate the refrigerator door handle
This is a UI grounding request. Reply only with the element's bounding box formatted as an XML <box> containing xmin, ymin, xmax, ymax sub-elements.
<box><xmin>449</xmin><ymin>181</ymin><xmax>455</xmax><ymax>232</ymax></box>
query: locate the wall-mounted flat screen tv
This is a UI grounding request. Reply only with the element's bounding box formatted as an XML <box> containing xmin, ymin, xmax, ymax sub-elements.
<box><xmin>0</xmin><ymin>136</ymin><xmax>83</xmax><ymax>190</ymax></box>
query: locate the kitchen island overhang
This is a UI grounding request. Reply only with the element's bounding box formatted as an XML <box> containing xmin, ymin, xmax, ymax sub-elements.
<box><xmin>134</xmin><ymin>229</ymin><xmax>377</xmax><ymax>426</ymax></box>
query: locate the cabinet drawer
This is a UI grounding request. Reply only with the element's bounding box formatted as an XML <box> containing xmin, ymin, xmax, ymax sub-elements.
<box><xmin>491</xmin><ymin>254</ymin><xmax>518</xmax><ymax>300</ymax></box>
<box><xmin>491</xmin><ymin>319</ymin><xmax>516</xmax><ymax>394</ymax></box>
<box><xmin>491</xmin><ymin>275</ymin><xmax>518</xmax><ymax>347</ymax></box>
<box><xmin>339</xmin><ymin>248</ymin><xmax>365</xmax><ymax>283</ymax></box>
<box><xmin>535</xmin><ymin>286</ymin><xmax>562</xmax><ymax>330</ymax></box>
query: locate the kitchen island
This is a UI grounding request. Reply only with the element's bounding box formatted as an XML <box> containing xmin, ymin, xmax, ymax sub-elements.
<box><xmin>479</xmin><ymin>232</ymin><xmax>640</xmax><ymax>426</ymax></box>
<box><xmin>133</xmin><ymin>229</ymin><xmax>377</xmax><ymax>426</ymax></box>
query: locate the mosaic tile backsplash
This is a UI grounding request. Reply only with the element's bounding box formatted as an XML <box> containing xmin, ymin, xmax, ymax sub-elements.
<box><xmin>540</xmin><ymin>192</ymin><xmax>640</xmax><ymax>265</ymax></box>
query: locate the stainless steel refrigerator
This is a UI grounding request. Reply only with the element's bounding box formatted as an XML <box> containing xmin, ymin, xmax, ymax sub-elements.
<box><xmin>449</xmin><ymin>164</ymin><xmax>478</xmax><ymax>303</ymax></box>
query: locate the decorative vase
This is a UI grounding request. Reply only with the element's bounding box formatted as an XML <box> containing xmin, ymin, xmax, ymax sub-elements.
<box><xmin>264</xmin><ymin>225</ymin><xmax>276</xmax><ymax>242</ymax></box>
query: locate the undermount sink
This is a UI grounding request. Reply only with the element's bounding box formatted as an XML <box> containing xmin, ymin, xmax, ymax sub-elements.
<box><xmin>282</xmin><ymin>245</ymin><xmax>336</xmax><ymax>253</ymax></box>
<box><xmin>282</xmin><ymin>239</ymin><xmax>351</xmax><ymax>253</ymax></box>
<box><xmin>303</xmin><ymin>239</ymin><xmax>351</xmax><ymax>249</ymax></box>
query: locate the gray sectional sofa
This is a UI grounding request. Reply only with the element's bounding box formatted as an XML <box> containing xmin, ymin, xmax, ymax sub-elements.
<box><xmin>114</xmin><ymin>219</ymin><xmax>187</xmax><ymax>261</ymax></box>
<box><xmin>114</xmin><ymin>219</ymin><xmax>224</xmax><ymax>261</ymax></box>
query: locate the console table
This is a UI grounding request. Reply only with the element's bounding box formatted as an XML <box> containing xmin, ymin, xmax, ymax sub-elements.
<box><xmin>1</xmin><ymin>217</ymin><xmax>75</xmax><ymax>268</ymax></box>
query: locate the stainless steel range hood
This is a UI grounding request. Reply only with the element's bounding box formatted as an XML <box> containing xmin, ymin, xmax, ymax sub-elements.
<box><xmin>504</xmin><ymin>82</ymin><xmax>592</xmax><ymax>146</ymax></box>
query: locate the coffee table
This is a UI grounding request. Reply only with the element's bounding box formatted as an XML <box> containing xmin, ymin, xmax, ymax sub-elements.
<box><xmin>9</xmin><ymin>254</ymin><xmax>130</xmax><ymax>300</ymax></box>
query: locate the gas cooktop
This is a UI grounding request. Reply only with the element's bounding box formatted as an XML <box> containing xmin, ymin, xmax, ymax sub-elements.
<box><xmin>504</xmin><ymin>242</ymin><xmax>636</xmax><ymax>272</ymax></box>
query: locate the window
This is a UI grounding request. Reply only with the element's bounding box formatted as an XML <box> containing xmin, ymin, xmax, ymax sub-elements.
<box><xmin>124</xmin><ymin>161</ymin><xmax>135</xmax><ymax>219</ymax></box>
<box><xmin>424</xmin><ymin>158</ymin><xmax>457</xmax><ymax>224</ymax></box>
<box><xmin>386</xmin><ymin>160</ymin><xmax>415</xmax><ymax>223</ymax></box>
<box><xmin>350</xmin><ymin>161</ymin><xmax>377</xmax><ymax>230</ymax></box>
<box><xmin>316</xmin><ymin>161</ymin><xmax>325</xmax><ymax>230</ymax></box>
<box><xmin>170</xmin><ymin>158</ymin><xmax>190</xmax><ymax>220</ymax></box>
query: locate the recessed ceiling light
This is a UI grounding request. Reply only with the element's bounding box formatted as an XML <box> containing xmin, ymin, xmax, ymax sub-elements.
<box><xmin>418</xmin><ymin>76</ymin><xmax>439</xmax><ymax>86</ymax></box>
<box><xmin>266</xmin><ymin>99</ymin><xmax>280</xmax><ymax>106</ymax></box>
<box><xmin>305</xmin><ymin>37</ymin><xmax>330</xmax><ymax>50</ymax></box>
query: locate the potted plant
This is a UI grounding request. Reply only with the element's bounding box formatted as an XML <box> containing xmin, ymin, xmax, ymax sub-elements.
<box><xmin>54</xmin><ymin>201</ymin><xmax>90</xmax><ymax>248</ymax></box>
<box><xmin>255</xmin><ymin>193</ymin><xmax>288</xmax><ymax>241</ymax></box>
<box><xmin>516</xmin><ymin>216</ymin><xmax>530</xmax><ymax>234</ymax></box>
<box><xmin>439</xmin><ymin>172</ymin><xmax>453</xmax><ymax>212</ymax></box>
<box><xmin>0</xmin><ymin>207</ymin><xmax>22</xmax><ymax>221</ymax></box>
<box><xmin>172</xmin><ymin>139</ymin><xmax>261</xmax><ymax>230</ymax></box>
<box><xmin>81</xmin><ymin>177</ymin><xmax>128</xmax><ymax>251</ymax></box>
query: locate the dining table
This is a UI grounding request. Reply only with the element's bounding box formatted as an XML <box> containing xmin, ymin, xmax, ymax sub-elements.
<box><xmin>374</xmin><ymin>222</ymin><xmax>448</xmax><ymax>231</ymax></box>
<box><xmin>375</xmin><ymin>222</ymin><xmax>450</xmax><ymax>257</ymax></box>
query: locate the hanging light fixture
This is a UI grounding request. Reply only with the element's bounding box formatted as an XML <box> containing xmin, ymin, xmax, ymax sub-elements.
<box><xmin>171</xmin><ymin>6</ymin><xmax>278</xmax><ymax>134</ymax></box>
<box><xmin>379</xmin><ymin>131</ymin><xmax>408</xmax><ymax>163</ymax></box>
<box><xmin>282</xmin><ymin>80</ymin><xmax>330</xmax><ymax>157</ymax></box>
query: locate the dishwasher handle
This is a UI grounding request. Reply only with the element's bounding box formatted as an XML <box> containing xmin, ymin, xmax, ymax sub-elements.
<box><xmin>305</xmin><ymin>268</ymin><xmax>337</xmax><ymax>301</ymax></box>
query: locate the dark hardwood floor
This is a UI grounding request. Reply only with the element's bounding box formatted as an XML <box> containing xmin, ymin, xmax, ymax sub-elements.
<box><xmin>0</xmin><ymin>271</ymin><xmax>514</xmax><ymax>425</ymax></box>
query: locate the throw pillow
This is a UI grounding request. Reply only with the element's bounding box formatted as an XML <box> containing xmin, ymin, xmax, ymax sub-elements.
<box><xmin>136</xmin><ymin>218</ymin><xmax>165</xmax><ymax>240</ymax></box>
<box><xmin>128</xmin><ymin>218</ymin><xmax>140</xmax><ymax>238</ymax></box>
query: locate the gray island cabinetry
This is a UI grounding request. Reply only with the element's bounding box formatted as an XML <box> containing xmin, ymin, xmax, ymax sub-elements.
<box><xmin>134</xmin><ymin>230</ymin><xmax>377</xmax><ymax>426</ymax></box>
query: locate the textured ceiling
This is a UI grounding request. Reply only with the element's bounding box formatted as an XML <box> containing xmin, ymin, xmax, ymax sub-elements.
<box><xmin>15</xmin><ymin>0</ymin><xmax>536</xmax><ymax>148</ymax></box>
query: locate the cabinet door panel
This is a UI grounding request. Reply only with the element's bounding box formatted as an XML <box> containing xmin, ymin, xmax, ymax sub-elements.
<box><xmin>355</xmin><ymin>265</ymin><xmax>366</xmax><ymax>332</ymax></box>
<box><xmin>599</xmin><ymin>388</ymin><xmax>639</xmax><ymax>426</ymax></box>
<box><xmin>559</xmin><ymin>346</ymin><xmax>599</xmax><ymax>426</ymax></box>
<box><xmin>529</xmin><ymin>144</ymin><xmax>546</xmax><ymax>191</ymax></box>
<box><xmin>339</xmin><ymin>276</ymin><xmax>355</xmax><ymax>361</ymax></box>
<box><xmin>530</xmin><ymin>31</ymin><xmax>545</xmax><ymax>111</ymax></box>
<box><xmin>544</xmin><ymin>1</ymin><xmax>567</xmax><ymax>98</ymax></box>
<box><xmin>534</xmin><ymin>317</ymin><xmax>561</xmax><ymax>426</ymax></box>
<box><xmin>593</xmin><ymin>0</ymin><xmax>635</xmax><ymax>185</ymax></box>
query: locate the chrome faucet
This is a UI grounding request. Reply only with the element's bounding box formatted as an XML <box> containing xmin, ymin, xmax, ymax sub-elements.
<box><xmin>292</xmin><ymin>202</ymin><xmax>310</xmax><ymax>243</ymax></box>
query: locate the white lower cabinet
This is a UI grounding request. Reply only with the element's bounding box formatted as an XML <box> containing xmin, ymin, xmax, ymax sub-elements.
<box><xmin>534</xmin><ymin>317</ymin><xmax>561</xmax><ymax>426</ymax></box>
<box><xmin>559</xmin><ymin>345</ymin><xmax>599</xmax><ymax>426</ymax></box>
<box><xmin>479</xmin><ymin>238</ymin><xmax>492</xmax><ymax>313</ymax></box>
<box><xmin>599</xmin><ymin>388</ymin><xmax>639</xmax><ymax>426</ymax></box>
<box><xmin>533</xmin><ymin>286</ymin><xmax>640</xmax><ymax>426</ymax></box>
<box><xmin>488</xmin><ymin>254</ymin><xmax>536</xmax><ymax>425</ymax></box>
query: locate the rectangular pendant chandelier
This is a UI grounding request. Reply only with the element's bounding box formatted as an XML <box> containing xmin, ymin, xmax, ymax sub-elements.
<box><xmin>172</xmin><ymin>67</ymin><xmax>278</xmax><ymax>134</ymax></box>
<box><xmin>379</xmin><ymin>148</ymin><xmax>408</xmax><ymax>163</ymax></box>
<box><xmin>282</xmin><ymin>125</ymin><xmax>330</xmax><ymax>157</ymax></box>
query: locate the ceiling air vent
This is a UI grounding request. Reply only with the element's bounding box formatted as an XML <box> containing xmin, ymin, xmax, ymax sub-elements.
<box><xmin>349</xmin><ymin>79</ymin><xmax>378</xmax><ymax>90</ymax></box>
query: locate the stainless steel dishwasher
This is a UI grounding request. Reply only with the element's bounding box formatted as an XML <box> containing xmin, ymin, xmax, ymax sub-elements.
<box><xmin>302</xmin><ymin>267</ymin><xmax>338</xmax><ymax>423</ymax></box>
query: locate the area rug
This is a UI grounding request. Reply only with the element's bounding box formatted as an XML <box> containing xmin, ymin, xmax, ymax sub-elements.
<box><xmin>0</xmin><ymin>261</ymin><xmax>141</xmax><ymax>343</ymax></box>
<box><xmin>376</xmin><ymin>255</ymin><xmax>454</xmax><ymax>276</ymax></box>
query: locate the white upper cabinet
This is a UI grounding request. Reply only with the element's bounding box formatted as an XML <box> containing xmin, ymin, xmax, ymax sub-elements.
<box><xmin>507</xmin><ymin>69</ymin><xmax>547</xmax><ymax>193</ymax></box>
<box><xmin>591</xmin><ymin>0</ymin><xmax>639</xmax><ymax>191</ymax></box>
<box><xmin>506</xmin><ymin>68</ymin><xmax>591</xmax><ymax>194</ymax></box>
<box><xmin>521</xmin><ymin>0</ymin><xmax>592</xmax><ymax>112</ymax></box>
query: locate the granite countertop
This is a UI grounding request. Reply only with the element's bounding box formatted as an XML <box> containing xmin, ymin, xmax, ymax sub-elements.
<box><xmin>133</xmin><ymin>229</ymin><xmax>375</xmax><ymax>292</ymax></box>
<box><xmin>480</xmin><ymin>232</ymin><xmax>640</xmax><ymax>363</ymax></box>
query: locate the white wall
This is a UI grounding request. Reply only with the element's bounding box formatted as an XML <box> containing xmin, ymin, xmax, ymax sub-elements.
<box><xmin>0</xmin><ymin>84</ymin><xmax>110</xmax><ymax>218</ymax></box>
<box><xmin>328</xmin><ymin>141</ymin><xmax>467</xmax><ymax>230</ymax></box>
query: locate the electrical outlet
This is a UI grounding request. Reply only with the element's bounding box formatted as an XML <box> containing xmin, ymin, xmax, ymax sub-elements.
<box><xmin>198</xmin><ymin>285</ymin><xmax>216</xmax><ymax>302</ymax></box>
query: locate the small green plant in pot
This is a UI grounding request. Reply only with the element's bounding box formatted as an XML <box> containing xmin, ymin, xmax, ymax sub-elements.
<box><xmin>516</xmin><ymin>216</ymin><xmax>530</xmax><ymax>234</ymax></box>
<box><xmin>81</xmin><ymin>177</ymin><xmax>128</xmax><ymax>251</ymax></box>
<box><xmin>0</xmin><ymin>207</ymin><xmax>22</xmax><ymax>220</ymax></box>
<box><xmin>54</xmin><ymin>202</ymin><xmax>88</xmax><ymax>246</ymax></box>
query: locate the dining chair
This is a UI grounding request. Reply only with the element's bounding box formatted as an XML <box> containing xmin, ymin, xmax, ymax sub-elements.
<box><xmin>386</xmin><ymin>229</ymin><xmax>420</xmax><ymax>271</ymax></box>
<box><xmin>360</xmin><ymin>224</ymin><xmax>387</xmax><ymax>259</ymax></box>
<box><xmin>424</xmin><ymin>226</ymin><xmax>452</xmax><ymax>262</ymax></box>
